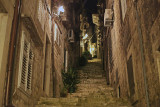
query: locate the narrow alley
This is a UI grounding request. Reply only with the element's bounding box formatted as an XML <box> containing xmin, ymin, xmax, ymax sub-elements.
<box><xmin>37</xmin><ymin>59</ymin><xmax>131</xmax><ymax>107</ymax></box>
<box><xmin>0</xmin><ymin>0</ymin><xmax>160</xmax><ymax>107</ymax></box>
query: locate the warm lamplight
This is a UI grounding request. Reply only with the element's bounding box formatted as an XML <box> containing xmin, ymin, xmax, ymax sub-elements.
<box><xmin>83</xmin><ymin>34</ymin><xmax>88</xmax><ymax>40</ymax></box>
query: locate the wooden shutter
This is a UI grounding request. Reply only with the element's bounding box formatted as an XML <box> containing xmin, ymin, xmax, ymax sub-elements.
<box><xmin>18</xmin><ymin>32</ymin><xmax>30</xmax><ymax>90</ymax></box>
<box><xmin>18</xmin><ymin>31</ymin><xmax>25</xmax><ymax>88</ymax></box>
<box><xmin>18</xmin><ymin>31</ymin><xmax>34</xmax><ymax>94</ymax></box>
<box><xmin>26</xmin><ymin>49</ymin><xmax>34</xmax><ymax>93</ymax></box>
<box><xmin>21</xmin><ymin>40</ymin><xmax>30</xmax><ymax>90</ymax></box>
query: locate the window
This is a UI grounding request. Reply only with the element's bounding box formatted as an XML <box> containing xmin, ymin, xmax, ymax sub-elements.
<box><xmin>38</xmin><ymin>0</ymin><xmax>45</xmax><ymax>30</ymax></box>
<box><xmin>64</xmin><ymin>50</ymin><xmax>68</xmax><ymax>72</ymax></box>
<box><xmin>54</xmin><ymin>23</ymin><xmax>60</xmax><ymax>45</ymax></box>
<box><xmin>54</xmin><ymin>23</ymin><xmax>57</xmax><ymax>41</ymax></box>
<box><xmin>109</xmin><ymin>35</ymin><xmax>113</xmax><ymax>72</ymax></box>
<box><xmin>38</xmin><ymin>0</ymin><xmax>42</xmax><ymax>22</ymax></box>
<box><xmin>117</xmin><ymin>86</ymin><xmax>121</xmax><ymax>98</ymax></box>
<box><xmin>68</xmin><ymin>30</ymin><xmax>72</xmax><ymax>38</ymax></box>
<box><xmin>18</xmin><ymin>31</ymin><xmax>34</xmax><ymax>94</ymax></box>
<box><xmin>49</xmin><ymin>15</ymin><xmax>52</xmax><ymax>31</ymax></box>
<box><xmin>127</xmin><ymin>56</ymin><xmax>135</xmax><ymax>97</ymax></box>
<box><xmin>120</xmin><ymin>0</ymin><xmax>127</xmax><ymax>21</ymax></box>
<box><xmin>157</xmin><ymin>47</ymin><xmax>160</xmax><ymax>83</ymax></box>
<box><xmin>119</xmin><ymin>0</ymin><xmax>123</xmax><ymax>24</ymax></box>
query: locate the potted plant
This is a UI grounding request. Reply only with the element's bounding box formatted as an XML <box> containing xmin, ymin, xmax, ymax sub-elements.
<box><xmin>61</xmin><ymin>68</ymin><xmax>80</xmax><ymax>94</ymax></box>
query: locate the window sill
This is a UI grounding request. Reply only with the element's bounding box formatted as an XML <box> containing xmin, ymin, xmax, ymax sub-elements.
<box><xmin>17</xmin><ymin>86</ymin><xmax>32</xmax><ymax>97</ymax></box>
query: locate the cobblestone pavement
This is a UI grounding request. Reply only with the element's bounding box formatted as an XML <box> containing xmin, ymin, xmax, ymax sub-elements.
<box><xmin>36</xmin><ymin>59</ymin><xmax>132</xmax><ymax>107</ymax></box>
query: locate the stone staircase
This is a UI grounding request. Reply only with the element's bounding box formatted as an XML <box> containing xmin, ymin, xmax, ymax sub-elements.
<box><xmin>36</xmin><ymin>59</ymin><xmax>132</xmax><ymax>107</ymax></box>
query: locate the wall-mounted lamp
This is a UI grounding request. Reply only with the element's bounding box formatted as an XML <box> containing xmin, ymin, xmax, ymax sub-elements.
<box><xmin>83</xmin><ymin>34</ymin><xmax>88</xmax><ymax>40</ymax></box>
<box><xmin>58</xmin><ymin>6</ymin><xmax>64</xmax><ymax>15</ymax></box>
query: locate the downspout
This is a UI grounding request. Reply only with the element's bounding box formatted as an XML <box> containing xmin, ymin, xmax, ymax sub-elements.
<box><xmin>51</xmin><ymin>1</ymin><xmax>56</xmax><ymax>97</ymax></box>
<box><xmin>51</xmin><ymin>21</ymin><xmax>56</xmax><ymax>97</ymax></box>
<box><xmin>133</xmin><ymin>1</ymin><xmax>150</xmax><ymax>107</ymax></box>
<box><xmin>5</xmin><ymin>0</ymin><xmax>21</xmax><ymax>106</ymax></box>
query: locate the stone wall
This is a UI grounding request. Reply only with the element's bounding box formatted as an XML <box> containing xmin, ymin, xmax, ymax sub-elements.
<box><xmin>0</xmin><ymin>0</ymin><xmax>15</xmax><ymax>106</ymax></box>
<box><xmin>104</xmin><ymin>0</ymin><xmax>160</xmax><ymax>107</ymax></box>
<box><xmin>8</xmin><ymin>0</ymin><xmax>53</xmax><ymax>106</ymax></box>
<box><xmin>53</xmin><ymin>20</ymin><xmax>66</xmax><ymax>97</ymax></box>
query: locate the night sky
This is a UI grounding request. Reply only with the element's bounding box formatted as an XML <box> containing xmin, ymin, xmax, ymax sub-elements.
<box><xmin>84</xmin><ymin>0</ymin><xmax>97</xmax><ymax>23</ymax></box>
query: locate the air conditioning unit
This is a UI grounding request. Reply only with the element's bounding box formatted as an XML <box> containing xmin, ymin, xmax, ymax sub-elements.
<box><xmin>104</xmin><ymin>9</ymin><xmax>114</xmax><ymax>27</ymax></box>
<box><xmin>68</xmin><ymin>29</ymin><xmax>74</xmax><ymax>43</ymax></box>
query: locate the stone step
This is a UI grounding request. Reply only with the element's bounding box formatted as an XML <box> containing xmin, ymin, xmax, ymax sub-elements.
<box><xmin>35</xmin><ymin>105</ymin><xmax>60</xmax><ymax>107</ymax></box>
<box><xmin>38</xmin><ymin>97</ymin><xmax>79</xmax><ymax>106</ymax></box>
<box><xmin>80</xmin><ymin>70</ymin><xmax>104</xmax><ymax>73</ymax></box>
<box><xmin>79</xmin><ymin>77</ymin><xmax>106</xmax><ymax>79</ymax></box>
<box><xmin>80</xmin><ymin>80</ymin><xmax>107</xmax><ymax>84</ymax></box>
<box><xmin>36</xmin><ymin>59</ymin><xmax>132</xmax><ymax>107</ymax></box>
<box><xmin>67</xmin><ymin>92</ymin><xmax>90</xmax><ymax>98</ymax></box>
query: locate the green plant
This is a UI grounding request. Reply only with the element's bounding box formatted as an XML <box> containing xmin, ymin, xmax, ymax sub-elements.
<box><xmin>62</xmin><ymin>68</ymin><xmax>80</xmax><ymax>93</ymax></box>
<box><xmin>60</xmin><ymin>87</ymin><xmax>68</xmax><ymax>97</ymax></box>
<box><xmin>93</xmin><ymin>55</ymin><xmax>97</xmax><ymax>58</ymax></box>
<box><xmin>79</xmin><ymin>55</ymin><xmax>88</xmax><ymax>66</ymax></box>
<box><xmin>82</xmin><ymin>51</ymin><xmax>92</xmax><ymax>60</ymax></box>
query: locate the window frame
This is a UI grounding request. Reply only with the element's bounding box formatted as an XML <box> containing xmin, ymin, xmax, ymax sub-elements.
<box><xmin>18</xmin><ymin>31</ymin><xmax>34</xmax><ymax>95</ymax></box>
<box><xmin>54</xmin><ymin>23</ymin><xmax>61</xmax><ymax>45</ymax></box>
<box><xmin>120</xmin><ymin>0</ymin><xmax>127</xmax><ymax>21</ymax></box>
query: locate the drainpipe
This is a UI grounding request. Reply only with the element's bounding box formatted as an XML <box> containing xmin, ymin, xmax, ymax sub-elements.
<box><xmin>5</xmin><ymin>0</ymin><xmax>21</xmax><ymax>106</ymax></box>
<box><xmin>51</xmin><ymin>21</ymin><xmax>56</xmax><ymax>97</ymax></box>
<box><xmin>51</xmin><ymin>1</ymin><xmax>56</xmax><ymax>97</ymax></box>
<box><xmin>133</xmin><ymin>1</ymin><xmax>150</xmax><ymax>107</ymax></box>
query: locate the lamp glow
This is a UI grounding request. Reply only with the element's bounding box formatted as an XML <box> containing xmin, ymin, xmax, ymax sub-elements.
<box><xmin>83</xmin><ymin>34</ymin><xmax>88</xmax><ymax>40</ymax></box>
<box><xmin>58</xmin><ymin>6</ymin><xmax>64</xmax><ymax>15</ymax></box>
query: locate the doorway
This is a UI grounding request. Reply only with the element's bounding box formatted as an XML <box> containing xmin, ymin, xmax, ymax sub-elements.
<box><xmin>127</xmin><ymin>56</ymin><xmax>135</xmax><ymax>97</ymax></box>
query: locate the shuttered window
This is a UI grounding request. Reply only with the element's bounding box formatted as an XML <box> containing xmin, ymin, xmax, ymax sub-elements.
<box><xmin>27</xmin><ymin>50</ymin><xmax>34</xmax><ymax>91</ymax></box>
<box><xmin>18</xmin><ymin>31</ymin><xmax>34</xmax><ymax>94</ymax></box>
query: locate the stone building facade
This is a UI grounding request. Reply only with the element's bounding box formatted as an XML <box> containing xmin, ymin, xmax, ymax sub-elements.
<box><xmin>52</xmin><ymin>0</ymin><xmax>81</xmax><ymax>97</ymax></box>
<box><xmin>0</xmin><ymin>0</ymin><xmax>15</xmax><ymax>106</ymax></box>
<box><xmin>0</xmin><ymin>0</ymin><xmax>53</xmax><ymax>106</ymax></box>
<box><xmin>103</xmin><ymin>0</ymin><xmax>160</xmax><ymax>107</ymax></box>
<box><xmin>0</xmin><ymin>0</ymin><xmax>81</xmax><ymax>106</ymax></box>
<box><xmin>11</xmin><ymin>0</ymin><xmax>52</xmax><ymax>106</ymax></box>
<box><xmin>52</xmin><ymin>19</ymin><xmax>66</xmax><ymax>97</ymax></box>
